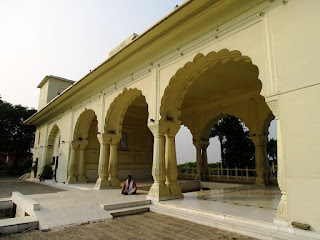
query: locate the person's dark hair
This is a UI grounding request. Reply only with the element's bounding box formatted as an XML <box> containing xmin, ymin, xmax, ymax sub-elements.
<box><xmin>127</xmin><ymin>175</ymin><xmax>132</xmax><ymax>180</ymax></box>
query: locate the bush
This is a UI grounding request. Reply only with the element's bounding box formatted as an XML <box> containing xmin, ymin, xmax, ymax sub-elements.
<box><xmin>39</xmin><ymin>164</ymin><xmax>53</xmax><ymax>180</ymax></box>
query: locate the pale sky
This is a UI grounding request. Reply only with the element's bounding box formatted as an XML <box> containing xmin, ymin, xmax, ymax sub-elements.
<box><xmin>0</xmin><ymin>0</ymin><xmax>276</xmax><ymax>164</ymax></box>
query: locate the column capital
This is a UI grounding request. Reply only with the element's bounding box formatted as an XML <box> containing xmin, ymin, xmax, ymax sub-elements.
<box><xmin>97</xmin><ymin>133</ymin><xmax>112</xmax><ymax>145</ymax></box>
<box><xmin>251</xmin><ymin>135</ymin><xmax>268</xmax><ymax>146</ymax></box>
<box><xmin>70</xmin><ymin>141</ymin><xmax>81</xmax><ymax>149</ymax></box>
<box><xmin>110</xmin><ymin>134</ymin><xmax>122</xmax><ymax>145</ymax></box>
<box><xmin>193</xmin><ymin>139</ymin><xmax>210</xmax><ymax>149</ymax></box>
<box><xmin>148</xmin><ymin>121</ymin><xmax>169</xmax><ymax>137</ymax></box>
<box><xmin>79</xmin><ymin>140</ymin><xmax>88</xmax><ymax>150</ymax></box>
<box><xmin>166</xmin><ymin>122</ymin><xmax>181</xmax><ymax>137</ymax></box>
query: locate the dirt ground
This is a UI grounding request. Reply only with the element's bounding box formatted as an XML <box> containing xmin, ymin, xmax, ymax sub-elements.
<box><xmin>0</xmin><ymin>177</ymin><xmax>63</xmax><ymax>198</ymax></box>
<box><xmin>1</xmin><ymin>212</ymin><xmax>256</xmax><ymax>240</ymax></box>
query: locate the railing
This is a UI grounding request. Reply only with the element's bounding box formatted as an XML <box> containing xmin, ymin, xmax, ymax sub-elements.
<box><xmin>178</xmin><ymin>166</ymin><xmax>278</xmax><ymax>184</ymax></box>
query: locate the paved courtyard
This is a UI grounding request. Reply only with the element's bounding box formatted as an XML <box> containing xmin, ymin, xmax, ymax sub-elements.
<box><xmin>0</xmin><ymin>177</ymin><xmax>259</xmax><ymax>239</ymax></box>
<box><xmin>2</xmin><ymin>212</ymin><xmax>256</xmax><ymax>240</ymax></box>
<box><xmin>0</xmin><ymin>177</ymin><xmax>64</xmax><ymax>198</ymax></box>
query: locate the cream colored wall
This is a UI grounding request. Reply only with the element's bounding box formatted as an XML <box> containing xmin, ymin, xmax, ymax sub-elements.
<box><xmin>47</xmin><ymin>79</ymin><xmax>73</xmax><ymax>104</ymax></box>
<box><xmin>32</xmin><ymin>126</ymin><xmax>48</xmax><ymax>176</ymax></box>
<box><xmin>38</xmin><ymin>79</ymin><xmax>73</xmax><ymax>110</ymax></box>
<box><xmin>266</xmin><ymin>0</ymin><xmax>320</xmax><ymax>231</ymax></box>
<box><xmin>84</xmin><ymin>120</ymin><xmax>100</xmax><ymax>182</ymax></box>
<box><xmin>118</xmin><ymin>124</ymin><xmax>153</xmax><ymax>180</ymax></box>
<box><xmin>31</xmin><ymin>0</ymin><xmax>320</xmax><ymax>232</ymax></box>
<box><xmin>33</xmin><ymin>111</ymin><xmax>73</xmax><ymax>182</ymax></box>
<box><xmin>38</xmin><ymin>81</ymin><xmax>49</xmax><ymax>110</ymax></box>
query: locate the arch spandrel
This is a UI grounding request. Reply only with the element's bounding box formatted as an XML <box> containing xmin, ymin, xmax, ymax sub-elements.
<box><xmin>104</xmin><ymin>88</ymin><xmax>149</xmax><ymax>135</ymax></box>
<box><xmin>73</xmin><ymin>109</ymin><xmax>98</xmax><ymax>141</ymax></box>
<box><xmin>160</xmin><ymin>49</ymin><xmax>261</xmax><ymax>123</ymax></box>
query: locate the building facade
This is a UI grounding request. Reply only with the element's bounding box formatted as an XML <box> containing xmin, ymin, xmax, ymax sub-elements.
<box><xmin>26</xmin><ymin>0</ymin><xmax>320</xmax><ymax>233</ymax></box>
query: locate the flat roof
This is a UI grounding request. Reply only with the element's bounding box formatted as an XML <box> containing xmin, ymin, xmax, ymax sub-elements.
<box><xmin>37</xmin><ymin>75</ymin><xmax>75</xmax><ymax>88</ymax></box>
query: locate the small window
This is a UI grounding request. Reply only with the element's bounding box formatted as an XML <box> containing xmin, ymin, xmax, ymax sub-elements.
<box><xmin>120</xmin><ymin>133</ymin><xmax>128</xmax><ymax>150</ymax></box>
<box><xmin>38</xmin><ymin>131</ymin><xmax>41</xmax><ymax>145</ymax></box>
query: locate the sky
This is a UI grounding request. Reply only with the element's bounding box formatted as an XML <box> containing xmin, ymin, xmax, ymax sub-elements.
<box><xmin>0</xmin><ymin>0</ymin><xmax>276</xmax><ymax>164</ymax></box>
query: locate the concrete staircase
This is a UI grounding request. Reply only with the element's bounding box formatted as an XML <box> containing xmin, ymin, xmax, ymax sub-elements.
<box><xmin>150</xmin><ymin>202</ymin><xmax>320</xmax><ymax>240</ymax></box>
<box><xmin>101</xmin><ymin>200</ymin><xmax>151</xmax><ymax>218</ymax></box>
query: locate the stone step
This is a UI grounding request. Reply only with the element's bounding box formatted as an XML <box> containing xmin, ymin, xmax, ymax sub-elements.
<box><xmin>150</xmin><ymin>204</ymin><xmax>316</xmax><ymax>240</ymax></box>
<box><xmin>158</xmin><ymin>202</ymin><xmax>276</xmax><ymax>231</ymax></box>
<box><xmin>0</xmin><ymin>216</ymin><xmax>38</xmax><ymax>235</ymax></box>
<box><xmin>100</xmin><ymin>200</ymin><xmax>151</xmax><ymax>211</ymax></box>
<box><xmin>109</xmin><ymin>206</ymin><xmax>150</xmax><ymax>217</ymax></box>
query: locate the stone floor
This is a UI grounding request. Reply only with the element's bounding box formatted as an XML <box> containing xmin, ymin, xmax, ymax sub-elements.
<box><xmin>1</xmin><ymin>212</ymin><xmax>257</xmax><ymax>240</ymax></box>
<box><xmin>163</xmin><ymin>184</ymin><xmax>281</xmax><ymax>223</ymax></box>
<box><xmin>0</xmin><ymin>177</ymin><xmax>64</xmax><ymax>198</ymax></box>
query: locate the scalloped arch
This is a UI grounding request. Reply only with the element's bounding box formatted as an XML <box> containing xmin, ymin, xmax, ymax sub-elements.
<box><xmin>262</xmin><ymin>112</ymin><xmax>275</xmax><ymax>137</ymax></box>
<box><xmin>160</xmin><ymin>49</ymin><xmax>260</xmax><ymax>122</ymax></box>
<box><xmin>47</xmin><ymin>124</ymin><xmax>60</xmax><ymax>146</ymax></box>
<box><xmin>199</xmin><ymin>113</ymin><xmax>252</xmax><ymax>141</ymax></box>
<box><xmin>73</xmin><ymin>109</ymin><xmax>97</xmax><ymax>140</ymax></box>
<box><xmin>104</xmin><ymin>88</ymin><xmax>149</xmax><ymax>134</ymax></box>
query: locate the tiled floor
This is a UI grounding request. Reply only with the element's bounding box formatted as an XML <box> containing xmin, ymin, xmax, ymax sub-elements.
<box><xmin>164</xmin><ymin>184</ymin><xmax>280</xmax><ymax>223</ymax></box>
<box><xmin>27</xmin><ymin>179</ymin><xmax>280</xmax><ymax>227</ymax></box>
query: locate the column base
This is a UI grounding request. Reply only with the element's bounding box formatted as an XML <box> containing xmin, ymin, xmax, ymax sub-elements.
<box><xmin>166</xmin><ymin>181</ymin><xmax>183</xmax><ymax>198</ymax></box>
<box><xmin>277</xmin><ymin>194</ymin><xmax>288</xmax><ymax>220</ymax></box>
<box><xmin>94</xmin><ymin>178</ymin><xmax>110</xmax><ymax>189</ymax></box>
<box><xmin>108</xmin><ymin>176</ymin><xmax>121</xmax><ymax>187</ymax></box>
<box><xmin>147</xmin><ymin>182</ymin><xmax>171</xmax><ymax>201</ymax></box>
<box><xmin>77</xmin><ymin>175</ymin><xmax>87</xmax><ymax>183</ymax></box>
<box><xmin>255</xmin><ymin>177</ymin><xmax>266</xmax><ymax>186</ymax></box>
<box><xmin>66</xmin><ymin>175</ymin><xmax>77</xmax><ymax>184</ymax></box>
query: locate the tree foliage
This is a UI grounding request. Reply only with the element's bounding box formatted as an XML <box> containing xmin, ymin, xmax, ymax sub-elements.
<box><xmin>210</xmin><ymin>115</ymin><xmax>255</xmax><ymax>168</ymax></box>
<box><xmin>0</xmin><ymin>96</ymin><xmax>36</xmax><ymax>167</ymax></box>
<box><xmin>267</xmin><ymin>138</ymin><xmax>277</xmax><ymax>165</ymax></box>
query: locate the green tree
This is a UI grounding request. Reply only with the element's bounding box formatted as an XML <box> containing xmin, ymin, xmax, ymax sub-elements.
<box><xmin>0</xmin><ymin>96</ymin><xmax>36</xmax><ymax>168</ymax></box>
<box><xmin>210</xmin><ymin>115</ymin><xmax>255</xmax><ymax>168</ymax></box>
<box><xmin>267</xmin><ymin>138</ymin><xmax>277</xmax><ymax>166</ymax></box>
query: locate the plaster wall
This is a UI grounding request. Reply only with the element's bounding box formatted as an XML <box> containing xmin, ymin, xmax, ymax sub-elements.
<box><xmin>265</xmin><ymin>0</ymin><xmax>320</xmax><ymax>231</ymax></box>
<box><xmin>47</xmin><ymin>80</ymin><xmax>73</xmax><ymax>105</ymax></box>
<box><xmin>38</xmin><ymin>81</ymin><xmax>49</xmax><ymax>110</ymax></box>
<box><xmin>84</xmin><ymin>119</ymin><xmax>99</xmax><ymax>182</ymax></box>
<box><xmin>29</xmin><ymin>0</ymin><xmax>320</xmax><ymax>233</ymax></box>
<box><xmin>118</xmin><ymin>124</ymin><xmax>153</xmax><ymax>180</ymax></box>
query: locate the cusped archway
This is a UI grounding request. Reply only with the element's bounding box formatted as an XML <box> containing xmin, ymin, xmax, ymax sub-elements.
<box><xmin>160</xmin><ymin>49</ymin><xmax>261</xmax><ymax>123</ymax></box>
<box><xmin>104</xmin><ymin>88</ymin><xmax>153</xmax><ymax>181</ymax></box>
<box><xmin>105</xmin><ymin>88</ymin><xmax>147</xmax><ymax>135</ymax></box>
<box><xmin>71</xmin><ymin>109</ymin><xmax>100</xmax><ymax>183</ymax></box>
<box><xmin>44</xmin><ymin>124</ymin><xmax>61</xmax><ymax>181</ymax></box>
<box><xmin>73</xmin><ymin>109</ymin><xmax>97</xmax><ymax>141</ymax></box>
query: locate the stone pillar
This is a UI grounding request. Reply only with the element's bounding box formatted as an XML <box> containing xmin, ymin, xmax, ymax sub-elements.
<box><xmin>193</xmin><ymin>141</ymin><xmax>202</xmax><ymax>180</ymax></box>
<box><xmin>108</xmin><ymin>134</ymin><xmax>122</xmax><ymax>187</ymax></box>
<box><xmin>201</xmin><ymin>141</ymin><xmax>210</xmax><ymax>181</ymax></box>
<box><xmin>165</xmin><ymin>123</ymin><xmax>183</xmax><ymax>198</ymax></box>
<box><xmin>267</xmin><ymin>99</ymin><xmax>287</xmax><ymax>220</ymax></box>
<box><xmin>67</xmin><ymin>141</ymin><xmax>79</xmax><ymax>184</ymax></box>
<box><xmin>78</xmin><ymin>141</ymin><xmax>88</xmax><ymax>182</ymax></box>
<box><xmin>94</xmin><ymin>134</ymin><xmax>111</xmax><ymax>189</ymax></box>
<box><xmin>147</xmin><ymin>122</ymin><xmax>171</xmax><ymax>201</ymax></box>
<box><xmin>251</xmin><ymin>135</ymin><xmax>267</xmax><ymax>185</ymax></box>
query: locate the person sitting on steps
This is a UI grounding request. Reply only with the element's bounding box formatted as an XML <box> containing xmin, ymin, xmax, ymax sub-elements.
<box><xmin>121</xmin><ymin>175</ymin><xmax>137</xmax><ymax>195</ymax></box>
